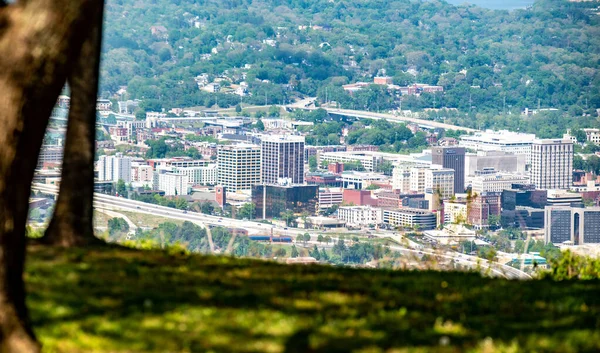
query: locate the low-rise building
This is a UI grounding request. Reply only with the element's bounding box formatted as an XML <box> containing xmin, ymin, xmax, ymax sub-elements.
<box><xmin>382</xmin><ymin>208</ymin><xmax>437</xmax><ymax>230</ymax></box>
<box><xmin>158</xmin><ymin>172</ymin><xmax>189</xmax><ymax>196</ymax></box>
<box><xmin>337</xmin><ymin>206</ymin><xmax>383</xmax><ymax>227</ymax></box>
<box><xmin>443</xmin><ymin>202</ymin><xmax>468</xmax><ymax>224</ymax></box>
<box><xmin>341</xmin><ymin>171</ymin><xmax>387</xmax><ymax>190</ymax></box>
<box><xmin>171</xmin><ymin>164</ymin><xmax>217</xmax><ymax>186</ymax></box>
<box><xmin>318</xmin><ymin>187</ymin><xmax>344</xmax><ymax>211</ymax></box>
<box><xmin>252</xmin><ymin>184</ymin><xmax>319</xmax><ymax>219</ymax></box>
<box><xmin>546</xmin><ymin>190</ymin><xmax>583</xmax><ymax>207</ymax></box>
<box><xmin>319</xmin><ymin>151</ymin><xmax>382</xmax><ymax>172</ymax></box>
<box><xmin>470</xmin><ymin>173</ymin><xmax>530</xmax><ymax>194</ymax></box>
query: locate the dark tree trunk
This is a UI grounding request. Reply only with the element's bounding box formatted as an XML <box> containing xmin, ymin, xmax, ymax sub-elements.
<box><xmin>43</xmin><ymin>0</ymin><xmax>105</xmax><ymax>247</ymax></box>
<box><xmin>0</xmin><ymin>1</ymin><xmax>103</xmax><ymax>350</ymax></box>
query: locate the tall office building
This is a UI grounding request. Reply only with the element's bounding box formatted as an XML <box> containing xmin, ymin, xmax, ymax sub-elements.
<box><xmin>431</xmin><ymin>146</ymin><xmax>465</xmax><ymax>193</ymax></box>
<box><xmin>261</xmin><ymin>135</ymin><xmax>305</xmax><ymax>184</ymax></box>
<box><xmin>530</xmin><ymin>139</ymin><xmax>573</xmax><ymax>190</ymax></box>
<box><xmin>217</xmin><ymin>144</ymin><xmax>261</xmax><ymax>192</ymax></box>
<box><xmin>97</xmin><ymin>154</ymin><xmax>132</xmax><ymax>183</ymax></box>
<box><xmin>425</xmin><ymin>167</ymin><xmax>455</xmax><ymax>200</ymax></box>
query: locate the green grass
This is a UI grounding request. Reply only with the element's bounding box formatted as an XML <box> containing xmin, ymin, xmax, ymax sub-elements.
<box><xmin>25</xmin><ymin>245</ymin><xmax>600</xmax><ymax>353</ymax></box>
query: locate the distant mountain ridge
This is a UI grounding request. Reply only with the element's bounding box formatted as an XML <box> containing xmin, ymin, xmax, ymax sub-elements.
<box><xmin>100</xmin><ymin>0</ymin><xmax>599</xmax><ymax>120</ymax></box>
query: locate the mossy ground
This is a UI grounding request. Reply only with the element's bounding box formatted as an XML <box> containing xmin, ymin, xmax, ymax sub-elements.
<box><xmin>25</xmin><ymin>245</ymin><xmax>600</xmax><ymax>353</ymax></box>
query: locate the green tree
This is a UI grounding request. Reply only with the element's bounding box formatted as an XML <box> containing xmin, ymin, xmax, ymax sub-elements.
<box><xmin>310</xmin><ymin>245</ymin><xmax>321</xmax><ymax>260</ymax></box>
<box><xmin>175</xmin><ymin>198</ymin><xmax>188</xmax><ymax>210</ymax></box>
<box><xmin>107</xmin><ymin>217</ymin><xmax>130</xmax><ymax>236</ymax></box>
<box><xmin>571</xmin><ymin>128</ymin><xmax>587</xmax><ymax>144</ymax></box>
<box><xmin>309</xmin><ymin>156</ymin><xmax>318</xmax><ymax>172</ymax></box>
<box><xmin>274</xmin><ymin>247</ymin><xmax>287</xmax><ymax>258</ymax></box>
<box><xmin>268</xmin><ymin>105</ymin><xmax>280</xmax><ymax>117</ymax></box>
<box><xmin>116</xmin><ymin>179</ymin><xmax>127</xmax><ymax>197</ymax></box>
<box><xmin>256</xmin><ymin>119</ymin><xmax>265</xmax><ymax>131</ymax></box>
<box><xmin>302</xmin><ymin>232</ymin><xmax>311</xmax><ymax>245</ymax></box>
<box><xmin>487</xmin><ymin>214</ymin><xmax>501</xmax><ymax>228</ymax></box>
<box><xmin>235</xmin><ymin>104</ymin><xmax>242</xmax><ymax>113</ymax></box>
<box><xmin>237</xmin><ymin>203</ymin><xmax>255</xmax><ymax>220</ymax></box>
<box><xmin>280</xmin><ymin>210</ymin><xmax>295</xmax><ymax>226</ymax></box>
<box><xmin>317</xmin><ymin>234</ymin><xmax>324</xmax><ymax>243</ymax></box>
<box><xmin>198</xmin><ymin>202</ymin><xmax>214</xmax><ymax>215</ymax></box>
<box><xmin>291</xmin><ymin>245</ymin><xmax>299</xmax><ymax>258</ymax></box>
<box><xmin>377</xmin><ymin>160</ymin><xmax>394</xmax><ymax>176</ymax></box>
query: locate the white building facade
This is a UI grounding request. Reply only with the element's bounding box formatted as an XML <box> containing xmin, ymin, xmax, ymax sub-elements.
<box><xmin>217</xmin><ymin>144</ymin><xmax>261</xmax><ymax>192</ymax></box>
<box><xmin>425</xmin><ymin>168</ymin><xmax>455</xmax><ymax>199</ymax></box>
<box><xmin>98</xmin><ymin>154</ymin><xmax>132</xmax><ymax>183</ymax></box>
<box><xmin>172</xmin><ymin>165</ymin><xmax>217</xmax><ymax>186</ymax></box>
<box><xmin>261</xmin><ymin>135</ymin><xmax>305</xmax><ymax>185</ymax></box>
<box><xmin>459</xmin><ymin>130</ymin><xmax>536</xmax><ymax>163</ymax></box>
<box><xmin>337</xmin><ymin>206</ymin><xmax>383</xmax><ymax>227</ymax></box>
<box><xmin>470</xmin><ymin>173</ymin><xmax>530</xmax><ymax>194</ymax></box>
<box><xmin>158</xmin><ymin>172</ymin><xmax>189</xmax><ymax>196</ymax></box>
<box><xmin>530</xmin><ymin>139</ymin><xmax>573</xmax><ymax>190</ymax></box>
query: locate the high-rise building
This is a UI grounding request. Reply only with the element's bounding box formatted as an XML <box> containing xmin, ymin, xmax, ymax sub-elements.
<box><xmin>530</xmin><ymin>139</ymin><xmax>573</xmax><ymax>190</ymax></box>
<box><xmin>261</xmin><ymin>135</ymin><xmax>305</xmax><ymax>184</ymax></box>
<box><xmin>431</xmin><ymin>146</ymin><xmax>465</xmax><ymax>193</ymax></box>
<box><xmin>97</xmin><ymin>154</ymin><xmax>132</xmax><ymax>183</ymax></box>
<box><xmin>545</xmin><ymin>206</ymin><xmax>600</xmax><ymax>245</ymax></box>
<box><xmin>217</xmin><ymin>144</ymin><xmax>261</xmax><ymax>192</ymax></box>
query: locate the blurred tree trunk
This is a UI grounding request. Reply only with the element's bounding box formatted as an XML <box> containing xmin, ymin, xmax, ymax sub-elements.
<box><xmin>42</xmin><ymin>0</ymin><xmax>105</xmax><ymax>247</ymax></box>
<box><xmin>0</xmin><ymin>1</ymin><xmax>103</xmax><ymax>350</ymax></box>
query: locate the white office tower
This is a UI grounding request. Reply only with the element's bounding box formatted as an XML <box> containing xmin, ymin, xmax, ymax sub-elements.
<box><xmin>530</xmin><ymin>139</ymin><xmax>573</xmax><ymax>190</ymax></box>
<box><xmin>425</xmin><ymin>167</ymin><xmax>455</xmax><ymax>199</ymax></box>
<box><xmin>98</xmin><ymin>154</ymin><xmax>132</xmax><ymax>183</ymax></box>
<box><xmin>392</xmin><ymin>167</ymin><xmax>411</xmax><ymax>193</ymax></box>
<box><xmin>261</xmin><ymin>135</ymin><xmax>305</xmax><ymax>184</ymax></box>
<box><xmin>217</xmin><ymin>144</ymin><xmax>261</xmax><ymax>192</ymax></box>
<box><xmin>158</xmin><ymin>172</ymin><xmax>189</xmax><ymax>196</ymax></box>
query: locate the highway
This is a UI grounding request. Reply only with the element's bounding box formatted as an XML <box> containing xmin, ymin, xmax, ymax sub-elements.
<box><xmin>32</xmin><ymin>183</ymin><xmax>529</xmax><ymax>279</ymax></box>
<box><xmin>285</xmin><ymin>98</ymin><xmax>478</xmax><ymax>133</ymax></box>
<box><xmin>324</xmin><ymin>108</ymin><xmax>478</xmax><ymax>133</ymax></box>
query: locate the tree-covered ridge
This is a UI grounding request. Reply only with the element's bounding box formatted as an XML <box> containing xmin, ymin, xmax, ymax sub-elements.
<box><xmin>101</xmin><ymin>0</ymin><xmax>600</xmax><ymax>115</ymax></box>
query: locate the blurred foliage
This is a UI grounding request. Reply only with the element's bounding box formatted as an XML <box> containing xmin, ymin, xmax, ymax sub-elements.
<box><xmin>26</xmin><ymin>245</ymin><xmax>600</xmax><ymax>353</ymax></box>
<box><xmin>544</xmin><ymin>250</ymin><xmax>600</xmax><ymax>280</ymax></box>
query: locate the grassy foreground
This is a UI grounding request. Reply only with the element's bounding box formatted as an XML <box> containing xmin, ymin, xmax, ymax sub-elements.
<box><xmin>26</xmin><ymin>245</ymin><xmax>600</xmax><ymax>353</ymax></box>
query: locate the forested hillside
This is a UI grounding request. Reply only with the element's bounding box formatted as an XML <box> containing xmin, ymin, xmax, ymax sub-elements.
<box><xmin>100</xmin><ymin>0</ymin><xmax>600</xmax><ymax>118</ymax></box>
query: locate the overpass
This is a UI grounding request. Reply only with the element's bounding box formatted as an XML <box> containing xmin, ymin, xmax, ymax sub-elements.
<box><xmin>286</xmin><ymin>100</ymin><xmax>478</xmax><ymax>133</ymax></box>
<box><xmin>32</xmin><ymin>183</ymin><xmax>529</xmax><ymax>279</ymax></box>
